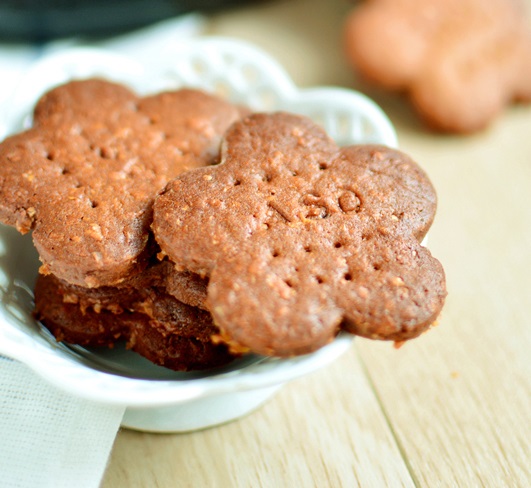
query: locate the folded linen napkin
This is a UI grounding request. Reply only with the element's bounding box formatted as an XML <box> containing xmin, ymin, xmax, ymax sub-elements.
<box><xmin>0</xmin><ymin>356</ymin><xmax>124</xmax><ymax>488</ymax></box>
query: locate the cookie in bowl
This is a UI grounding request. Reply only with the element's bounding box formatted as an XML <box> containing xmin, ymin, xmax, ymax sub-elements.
<box><xmin>0</xmin><ymin>78</ymin><xmax>246</xmax><ymax>288</ymax></box>
<box><xmin>0</xmin><ymin>78</ymin><xmax>246</xmax><ymax>371</ymax></box>
<box><xmin>153</xmin><ymin>112</ymin><xmax>447</xmax><ymax>357</ymax></box>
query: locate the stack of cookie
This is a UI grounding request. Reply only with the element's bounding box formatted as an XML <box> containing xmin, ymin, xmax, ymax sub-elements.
<box><xmin>152</xmin><ymin>112</ymin><xmax>447</xmax><ymax>357</ymax></box>
<box><xmin>0</xmin><ymin>79</ymin><xmax>245</xmax><ymax>370</ymax></box>
<box><xmin>0</xmin><ymin>79</ymin><xmax>447</xmax><ymax>371</ymax></box>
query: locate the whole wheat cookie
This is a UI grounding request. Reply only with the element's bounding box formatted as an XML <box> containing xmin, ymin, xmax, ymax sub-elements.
<box><xmin>41</xmin><ymin>259</ymin><xmax>172</xmax><ymax>315</ymax></box>
<box><xmin>153</xmin><ymin>112</ymin><xmax>447</xmax><ymax>357</ymax></box>
<box><xmin>164</xmin><ymin>269</ymin><xmax>208</xmax><ymax>310</ymax></box>
<box><xmin>46</xmin><ymin>258</ymin><xmax>209</xmax><ymax>313</ymax></box>
<box><xmin>0</xmin><ymin>78</ymin><xmax>245</xmax><ymax>287</ymax></box>
<box><xmin>343</xmin><ymin>0</ymin><xmax>531</xmax><ymax>133</ymax></box>
<box><xmin>34</xmin><ymin>272</ymin><xmax>237</xmax><ymax>371</ymax></box>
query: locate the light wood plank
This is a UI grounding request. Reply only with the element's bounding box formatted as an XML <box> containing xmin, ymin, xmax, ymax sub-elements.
<box><xmin>103</xmin><ymin>345</ymin><xmax>415</xmax><ymax>487</ymax></box>
<box><xmin>357</xmin><ymin>106</ymin><xmax>531</xmax><ymax>487</ymax></box>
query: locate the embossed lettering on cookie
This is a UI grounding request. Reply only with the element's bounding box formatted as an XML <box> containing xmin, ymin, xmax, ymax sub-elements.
<box><xmin>153</xmin><ymin>112</ymin><xmax>447</xmax><ymax>357</ymax></box>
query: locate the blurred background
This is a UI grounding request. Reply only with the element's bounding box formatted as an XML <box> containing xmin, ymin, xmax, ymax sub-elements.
<box><xmin>0</xmin><ymin>0</ymin><xmax>265</xmax><ymax>41</ymax></box>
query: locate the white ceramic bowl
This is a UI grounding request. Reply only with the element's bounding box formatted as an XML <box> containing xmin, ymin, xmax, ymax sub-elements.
<box><xmin>0</xmin><ymin>38</ymin><xmax>397</xmax><ymax>432</ymax></box>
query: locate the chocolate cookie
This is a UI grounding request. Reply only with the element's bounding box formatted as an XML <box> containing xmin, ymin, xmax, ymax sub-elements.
<box><xmin>343</xmin><ymin>0</ymin><xmax>531</xmax><ymax>133</ymax></box>
<box><xmin>0</xmin><ymin>79</ymin><xmax>245</xmax><ymax>287</ymax></box>
<box><xmin>34</xmin><ymin>273</ymin><xmax>237</xmax><ymax>371</ymax></box>
<box><xmin>43</xmin><ymin>259</ymin><xmax>169</xmax><ymax>314</ymax></box>
<box><xmin>164</xmin><ymin>269</ymin><xmax>208</xmax><ymax>310</ymax></box>
<box><xmin>153</xmin><ymin>112</ymin><xmax>447</xmax><ymax>356</ymax></box>
<box><xmin>48</xmin><ymin>256</ymin><xmax>209</xmax><ymax>311</ymax></box>
<box><xmin>50</xmin><ymin>257</ymin><xmax>209</xmax><ymax>313</ymax></box>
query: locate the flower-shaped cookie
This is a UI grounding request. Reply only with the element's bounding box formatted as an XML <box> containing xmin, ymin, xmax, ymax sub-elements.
<box><xmin>0</xmin><ymin>79</ymin><xmax>244</xmax><ymax>287</ymax></box>
<box><xmin>153</xmin><ymin>112</ymin><xmax>447</xmax><ymax>356</ymax></box>
<box><xmin>343</xmin><ymin>0</ymin><xmax>531</xmax><ymax>133</ymax></box>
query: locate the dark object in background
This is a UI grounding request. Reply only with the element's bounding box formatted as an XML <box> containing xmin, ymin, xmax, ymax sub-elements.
<box><xmin>0</xmin><ymin>0</ymin><xmax>259</xmax><ymax>41</ymax></box>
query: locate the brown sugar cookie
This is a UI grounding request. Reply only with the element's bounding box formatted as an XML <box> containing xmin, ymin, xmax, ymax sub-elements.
<box><xmin>0</xmin><ymin>79</ymin><xmax>245</xmax><ymax>287</ymax></box>
<box><xmin>42</xmin><ymin>259</ymin><xmax>171</xmax><ymax>315</ymax></box>
<box><xmin>34</xmin><ymin>273</ymin><xmax>127</xmax><ymax>347</ymax></box>
<box><xmin>34</xmin><ymin>273</ymin><xmax>237</xmax><ymax>371</ymax></box>
<box><xmin>153</xmin><ymin>112</ymin><xmax>447</xmax><ymax>357</ymax></box>
<box><xmin>164</xmin><ymin>269</ymin><xmax>208</xmax><ymax>310</ymax></box>
<box><xmin>343</xmin><ymin>0</ymin><xmax>531</xmax><ymax>133</ymax></box>
<box><xmin>48</xmin><ymin>258</ymin><xmax>209</xmax><ymax>314</ymax></box>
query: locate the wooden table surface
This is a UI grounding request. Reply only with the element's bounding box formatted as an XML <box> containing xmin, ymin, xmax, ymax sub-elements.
<box><xmin>102</xmin><ymin>1</ymin><xmax>531</xmax><ymax>486</ymax></box>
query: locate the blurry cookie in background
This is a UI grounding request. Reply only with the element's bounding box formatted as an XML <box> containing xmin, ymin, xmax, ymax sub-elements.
<box><xmin>343</xmin><ymin>0</ymin><xmax>531</xmax><ymax>133</ymax></box>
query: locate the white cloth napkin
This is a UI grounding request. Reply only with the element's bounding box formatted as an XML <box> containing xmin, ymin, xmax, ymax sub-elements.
<box><xmin>0</xmin><ymin>14</ymin><xmax>205</xmax><ymax>487</ymax></box>
<box><xmin>0</xmin><ymin>357</ymin><xmax>124</xmax><ymax>488</ymax></box>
